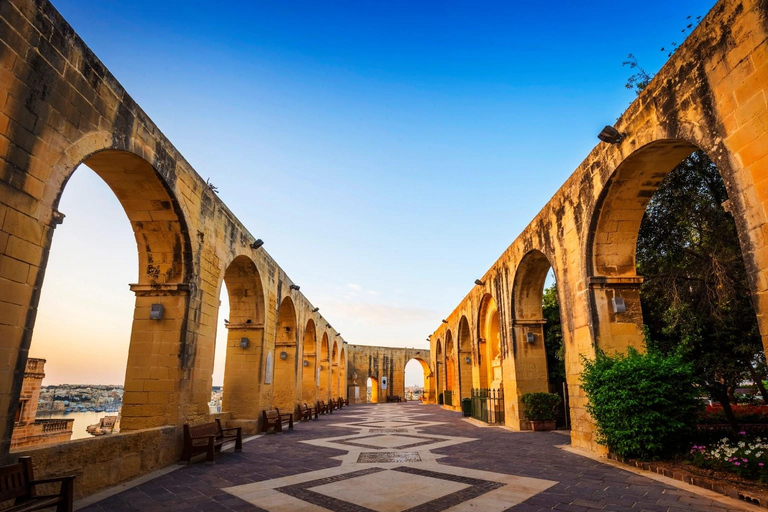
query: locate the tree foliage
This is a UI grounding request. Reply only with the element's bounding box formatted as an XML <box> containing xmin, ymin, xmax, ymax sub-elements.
<box><xmin>637</xmin><ymin>150</ymin><xmax>764</xmax><ymax>426</ymax></box>
<box><xmin>542</xmin><ymin>283</ymin><xmax>565</xmax><ymax>388</ymax></box>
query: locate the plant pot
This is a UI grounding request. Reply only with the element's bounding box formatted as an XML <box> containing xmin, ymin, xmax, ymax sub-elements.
<box><xmin>529</xmin><ymin>420</ymin><xmax>556</xmax><ymax>431</ymax></box>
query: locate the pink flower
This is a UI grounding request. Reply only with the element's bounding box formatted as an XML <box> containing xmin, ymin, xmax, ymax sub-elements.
<box><xmin>743</xmin><ymin>458</ymin><xmax>748</xmax><ymax>462</ymax></box>
<box><xmin>759</xmin><ymin>463</ymin><xmax>764</xmax><ymax>467</ymax></box>
<box><xmin>734</xmin><ymin>461</ymin><xmax>741</xmax><ymax>466</ymax></box>
<box><xmin>740</xmin><ymin>431</ymin><xmax>747</xmax><ymax>435</ymax></box>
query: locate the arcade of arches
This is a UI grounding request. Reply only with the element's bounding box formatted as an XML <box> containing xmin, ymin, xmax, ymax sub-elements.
<box><xmin>3</xmin><ymin>0</ymin><xmax>768</xmax><ymax>501</ymax></box>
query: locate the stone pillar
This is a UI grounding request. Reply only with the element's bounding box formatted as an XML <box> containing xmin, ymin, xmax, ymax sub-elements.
<box><xmin>588</xmin><ymin>276</ymin><xmax>645</xmax><ymax>354</ymax></box>
<box><xmin>121</xmin><ymin>283</ymin><xmax>190</xmax><ymax>431</ymax></box>
<box><xmin>503</xmin><ymin>319</ymin><xmax>549</xmax><ymax>430</ymax></box>
<box><xmin>222</xmin><ymin>321</ymin><xmax>264</xmax><ymax>422</ymax></box>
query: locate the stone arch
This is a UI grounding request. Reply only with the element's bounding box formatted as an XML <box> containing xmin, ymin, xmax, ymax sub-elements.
<box><xmin>444</xmin><ymin>330</ymin><xmax>456</xmax><ymax>406</ymax></box>
<box><xmin>457</xmin><ymin>316</ymin><xmax>472</xmax><ymax>400</ymax></box>
<box><xmin>15</xmin><ymin>143</ymin><xmax>195</xmax><ymax>435</ymax></box>
<box><xmin>477</xmin><ymin>294</ymin><xmax>501</xmax><ymax>389</ymax></box>
<box><xmin>367</xmin><ymin>376</ymin><xmax>379</xmax><ymax>403</ymax></box>
<box><xmin>218</xmin><ymin>255</ymin><xmax>266</xmax><ymax>421</ymax></box>
<box><xmin>586</xmin><ymin>138</ymin><xmax>766</xmax><ymax>355</ymax></box>
<box><xmin>301</xmin><ymin>319</ymin><xmax>317</xmax><ymax>402</ymax></box>
<box><xmin>331</xmin><ymin>339</ymin><xmax>339</xmax><ymax>398</ymax></box>
<box><xmin>435</xmin><ymin>339</ymin><xmax>443</xmax><ymax>398</ymax></box>
<box><xmin>340</xmin><ymin>347</ymin><xmax>347</xmax><ymax>400</ymax></box>
<box><xmin>318</xmin><ymin>332</ymin><xmax>330</xmax><ymax>401</ymax></box>
<box><xmin>507</xmin><ymin>249</ymin><xmax>563</xmax><ymax>429</ymax></box>
<box><xmin>405</xmin><ymin>357</ymin><xmax>432</xmax><ymax>401</ymax></box>
<box><xmin>273</xmin><ymin>296</ymin><xmax>298</xmax><ymax>412</ymax></box>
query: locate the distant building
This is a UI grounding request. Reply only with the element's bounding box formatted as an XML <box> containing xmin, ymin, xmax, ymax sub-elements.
<box><xmin>10</xmin><ymin>358</ymin><xmax>73</xmax><ymax>451</ymax></box>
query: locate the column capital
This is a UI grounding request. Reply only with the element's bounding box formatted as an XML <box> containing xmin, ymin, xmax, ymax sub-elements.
<box><xmin>129</xmin><ymin>283</ymin><xmax>190</xmax><ymax>296</ymax></box>
<box><xmin>588</xmin><ymin>275</ymin><xmax>644</xmax><ymax>289</ymax></box>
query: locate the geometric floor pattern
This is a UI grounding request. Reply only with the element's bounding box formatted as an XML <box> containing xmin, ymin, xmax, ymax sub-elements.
<box><xmin>80</xmin><ymin>402</ymin><xmax>755</xmax><ymax>511</ymax></box>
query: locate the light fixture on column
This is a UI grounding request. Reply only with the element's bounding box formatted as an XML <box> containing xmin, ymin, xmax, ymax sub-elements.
<box><xmin>597</xmin><ymin>125</ymin><xmax>626</xmax><ymax>144</ymax></box>
<box><xmin>149</xmin><ymin>304</ymin><xmax>164</xmax><ymax>320</ymax></box>
<box><xmin>465</xmin><ymin>356</ymin><xmax>471</xmax><ymax>364</ymax></box>
<box><xmin>280</xmin><ymin>351</ymin><xmax>288</xmax><ymax>360</ymax></box>
<box><xmin>474</xmin><ymin>279</ymin><xmax>484</xmax><ymax>286</ymax></box>
<box><xmin>312</xmin><ymin>307</ymin><xmax>319</xmax><ymax>313</ymax></box>
<box><xmin>303</xmin><ymin>360</ymin><xmax>309</xmax><ymax>367</ymax></box>
<box><xmin>612</xmin><ymin>296</ymin><xmax>627</xmax><ymax>313</ymax></box>
<box><xmin>250</xmin><ymin>239</ymin><xmax>264</xmax><ymax>249</ymax></box>
<box><xmin>290</xmin><ymin>284</ymin><xmax>300</xmax><ymax>291</ymax></box>
<box><xmin>526</xmin><ymin>332</ymin><xmax>536</xmax><ymax>343</ymax></box>
<box><xmin>240</xmin><ymin>337</ymin><xmax>250</xmax><ymax>349</ymax></box>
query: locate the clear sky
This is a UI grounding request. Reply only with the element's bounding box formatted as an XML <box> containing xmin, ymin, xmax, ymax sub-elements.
<box><xmin>29</xmin><ymin>0</ymin><xmax>713</xmax><ymax>386</ymax></box>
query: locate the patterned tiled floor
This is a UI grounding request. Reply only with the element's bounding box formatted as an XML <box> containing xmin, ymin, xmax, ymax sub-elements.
<box><xmin>80</xmin><ymin>403</ymin><xmax>754</xmax><ymax>511</ymax></box>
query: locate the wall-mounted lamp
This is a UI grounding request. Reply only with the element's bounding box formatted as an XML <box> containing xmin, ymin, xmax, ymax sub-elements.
<box><xmin>280</xmin><ymin>351</ymin><xmax>288</xmax><ymax>360</ymax></box>
<box><xmin>526</xmin><ymin>332</ymin><xmax>536</xmax><ymax>344</ymax></box>
<box><xmin>240</xmin><ymin>337</ymin><xmax>250</xmax><ymax>349</ymax></box>
<box><xmin>465</xmin><ymin>356</ymin><xmax>471</xmax><ymax>364</ymax></box>
<box><xmin>290</xmin><ymin>284</ymin><xmax>300</xmax><ymax>291</ymax></box>
<box><xmin>474</xmin><ymin>279</ymin><xmax>484</xmax><ymax>286</ymax></box>
<box><xmin>303</xmin><ymin>360</ymin><xmax>309</xmax><ymax>367</ymax></box>
<box><xmin>250</xmin><ymin>239</ymin><xmax>264</xmax><ymax>249</ymax></box>
<box><xmin>612</xmin><ymin>297</ymin><xmax>627</xmax><ymax>313</ymax></box>
<box><xmin>312</xmin><ymin>307</ymin><xmax>319</xmax><ymax>313</ymax></box>
<box><xmin>442</xmin><ymin>319</ymin><xmax>448</xmax><ymax>324</ymax></box>
<box><xmin>597</xmin><ymin>125</ymin><xmax>626</xmax><ymax>144</ymax></box>
<box><xmin>149</xmin><ymin>304</ymin><xmax>164</xmax><ymax>320</ymax></box>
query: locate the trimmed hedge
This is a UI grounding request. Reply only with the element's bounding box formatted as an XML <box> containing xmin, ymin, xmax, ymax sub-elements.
<box><xmin>581</xmin><ymin>347</ymin><xmax>703</xmax><ymax>460</ymax></box>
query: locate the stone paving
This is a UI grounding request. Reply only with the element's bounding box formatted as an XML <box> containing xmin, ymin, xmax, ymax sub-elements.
<box><xmin>80</xmin><ymin>403</ymin><xmax>752</xmax><ymax>511</ymax></box>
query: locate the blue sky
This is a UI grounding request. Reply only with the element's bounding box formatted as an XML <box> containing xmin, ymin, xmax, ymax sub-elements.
<box><xmin>30</xmin><ymin>0</ymin><xmax>713</xmax><ymax>385</ymax></box>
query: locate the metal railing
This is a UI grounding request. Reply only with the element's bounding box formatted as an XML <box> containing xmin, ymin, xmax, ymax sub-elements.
<box><xmin>443</xmin><ymin>390</ymin><xmax>453</xmax><ymax>406</ymax></box>
<box><xmin>471</xmin><ymin>388</ymin><xmax>504</xmax><ymax>425</ymax></box>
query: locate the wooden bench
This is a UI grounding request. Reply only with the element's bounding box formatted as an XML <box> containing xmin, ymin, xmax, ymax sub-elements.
<box><xmin>343</xmin><ymin>397</ymin><xmax>349</xmax><ymax>406</ymax></box>
<box><xmin>299</xmin><ymin>403</ymin><xmax>318</xmax><ymax>421</ymax></box>
<box><xmin>261</xmin><ymin>408</ymin><xmax>294</xmax><ymax>433</ymax></box>
<box><xmin>180</xmin><ymin>419</ymin><xmax>243</xmax><ymax>465</ymax></box>
<box><xmin>0</xmin><ymin>456</ymin><xmax>74</xmax><ymax>512</ymax></box>
<box><xmin>317</xmin><ymin>400</ymin><xmax>331</xmax><ymax>415</ymax></box>
<box><xmin>329</xmin><ymin>398</ymin><xmax>339</xmax><ymax>411</ymax></box>
<box><xmin>336</xmin><ymin>397</ymin><xmax>344</xmax><ymax>409</ymax></box>
<box><xmin>386</xmin><ymin>395</ymin><xmax>402</xmax><ymax>403</ymax></box>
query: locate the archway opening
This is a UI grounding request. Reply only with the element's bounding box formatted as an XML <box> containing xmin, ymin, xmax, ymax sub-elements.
<box><xmin>478</xmin><ymin>294</ymin><xmax>502</xmax><ymax>390</ymax></box>
<box><xmin>273</xmin><ymin>296</ymin><xmax>298</xmax><ymax>413</ymax></box>
<box><xmin>212</xmin><ymin>255</ymin><xmax>265</xmax><ymax>418</ymax></box>
<box><xmin>590</xmin><ymin>142</ymin><xmax>764</xmax><ymax>430</ymax></box>
<box><xmin>302</xmin><ymin>320</ymin><xmax>317</xmax><ymax>403</ymax></box>
<box><xmin>15</xmin><ymin>150</ymin><xmax>190</xmax><ymax>451</ymax></box>
<box><xmin>318</xmin><ymin>333</ymin><xmax>330</xmax><ymax>401</ymax></box>
<box><xmin>435</xmin><ymin>340</ymin><xmax>443</xmax><ymax>400</ymax></box>
<box><xmin>366</xmin><ymin>377</ymin><xmax>378</xmax><ymax>403</ymax></box>
<box><xmin>444</xmin><ymin>331</ymin><xmax>456</xmax><ymax>406</ymax></box>
<box><xmin>340</xmin><ymin>348</ymin><xmax>346</xmax><ymax>400</ymax></box>
<box><xmin>512</xmin><ymin>250</ymin><xmax>567</xmax><ymax>428</ymax></box>
<box><xmin>331</xmin><ymin>341</ymin><xmax>339</xmax><ymax>399</ymax></box>
<box><xmin>457</xmin><ymin>316</ymin><xmax>473</xmax><ymax>400</ymax></box>
<box><xmin>405</xmin><ymin>358</ymin><xmax>430</xmax><ymax>401</ymax></box>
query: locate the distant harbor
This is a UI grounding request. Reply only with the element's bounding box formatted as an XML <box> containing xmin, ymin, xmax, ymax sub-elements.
<box><xmin>36</xmin><ymin>410</ymin><xmax>116</xmax><ymax>441</ymax></box>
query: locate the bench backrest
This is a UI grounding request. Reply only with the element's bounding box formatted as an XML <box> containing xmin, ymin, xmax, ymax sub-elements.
<box><xmin>263</xmin><ymin>410</ymin><xmax>283</xmax><ymax>423</ymax></box>
<box><xmin>0</xmin><ymin>456</ymin><xmax>33</xmax><ymax>502</ymax></box>
<box><xmin>186</xmin><ymin>421</ymin><xmax>220</xmax><ymax>439</ymax></box>
<box><xmin>299</xmin><ymin>403</ymin><xmax>309</xmax><ymax>412</ymax></box>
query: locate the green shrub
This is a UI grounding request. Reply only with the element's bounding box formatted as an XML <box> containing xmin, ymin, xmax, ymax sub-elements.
<box><xmin>581</xmin><ymin>347</ymin><xmax>702</xmax><ymax>460</ymax></box>
<box><xmin>521</xmin><ymin>392</ymin><xmax>561</xmax><ymax>421</ymax></box>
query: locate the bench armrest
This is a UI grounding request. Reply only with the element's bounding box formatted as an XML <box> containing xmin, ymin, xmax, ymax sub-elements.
<box><xmin>189</xmin><ymin>434</ymin><xmax>218</xmax><ymax>441</ymax></box>
<box><xmin>220</xmin><ymin>426</ymin><xmax>242</xmax><ymax>434</ymax></box>
<box><xmin>31</xmin><ymin>475</ymin><xmax>76</xmax><ymax>485</ymax></box>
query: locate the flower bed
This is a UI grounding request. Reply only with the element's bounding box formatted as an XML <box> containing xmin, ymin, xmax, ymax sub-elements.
<box><xmin>689</xmin><ymin>433</ymin><xmax>768</xmax><ymax>482</ymax></box>
<box><xmin>700</xmin><ymin>405</ymin><xmax>768</xmax><ymax>424</ymax></box>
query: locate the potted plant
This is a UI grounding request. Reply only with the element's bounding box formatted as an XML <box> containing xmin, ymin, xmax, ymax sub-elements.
<box><xmin>521</xmin><ymin>392</ymin><xmax>561</xmax><ymax>431</ymax></box>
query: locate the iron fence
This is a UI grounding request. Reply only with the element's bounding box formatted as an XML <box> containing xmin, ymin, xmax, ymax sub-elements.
<box><xmin>471</xmin><ymin>388</ymin><xmax>504</xmax><ymax>425</ymax></box>
<box><xmin>443</xmin><ymin>390</ymin><xmax>453</xmax><ymax>406</ymax></box>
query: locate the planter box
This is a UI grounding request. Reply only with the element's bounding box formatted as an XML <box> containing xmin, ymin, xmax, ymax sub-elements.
<box><xmin>529</xmin><ymin>420</ymin><xmax>556</xmax><ymax>431</ymax></box>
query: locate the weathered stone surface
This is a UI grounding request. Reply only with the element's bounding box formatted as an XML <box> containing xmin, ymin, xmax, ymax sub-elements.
<box><xmin>429</xmin><ymin>0</ymin><xmax>768</xmax><ymax>452</ymax></box>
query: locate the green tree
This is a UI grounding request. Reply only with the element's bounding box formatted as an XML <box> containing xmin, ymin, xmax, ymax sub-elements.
<box><xmin>542</xmin><ymin>284</ymin><xmax>565</xmax><ymax>390</ymax></box>
<box><xmin>637</xmin><ymin>150</ymin><xmax>764</xmax><ymax>430</ymax></box>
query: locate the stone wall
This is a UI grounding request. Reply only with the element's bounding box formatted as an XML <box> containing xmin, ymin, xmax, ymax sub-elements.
<box><xmin>346</xmin><ymin>344</ymin><xmax>432</xmax><ymax>403</ymax></box>
<box><xmin>429</xmin><ymin>0</ymin><xmax>768</xmax><ymax>451</ymax></box>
